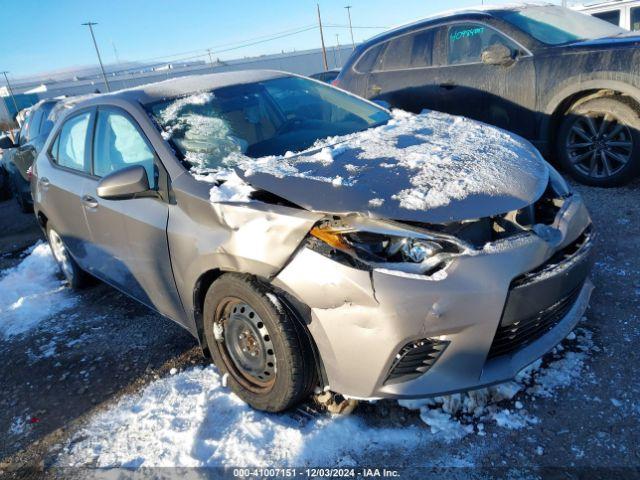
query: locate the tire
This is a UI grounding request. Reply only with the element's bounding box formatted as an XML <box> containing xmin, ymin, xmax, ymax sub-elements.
<box><xmin>556</xmin><ymin>96</ymin><xmax>640</xmax><ymax>187</ymax></box>
<box><xmin>203</xmin><ymin>273</ymin><xmax>317</xmax><ymax>412</ymax></box>
<box><xmin>46</xmin><ymin>224</ymin><xmax>92</xmax><ymax>289</ymax></box>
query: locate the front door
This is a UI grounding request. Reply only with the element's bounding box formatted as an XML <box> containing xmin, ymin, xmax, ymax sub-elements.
<box><xmin>435</xmin><ymin>22</ymin><xmax>537</xmax><ymax>139</ymax></box>
<box><xmin>82</xmin><ymin>107</ymin><xmax>183</xmax><ymax>320</ymax></box>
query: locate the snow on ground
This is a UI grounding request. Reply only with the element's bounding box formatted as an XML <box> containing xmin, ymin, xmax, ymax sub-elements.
<box><xmin>58</xmin><ymin>327</ymin><xmax>594</xmax><ymax>468</ymax></box>
<box><xmin>400</xmin><ymin>328</ymin><xmax>593</xmax><ymax>438</ymax></box>
<box><xmin>0</xmin><ymin>242</ymin><xmax>76</xmax><ymax>337</ymax></box>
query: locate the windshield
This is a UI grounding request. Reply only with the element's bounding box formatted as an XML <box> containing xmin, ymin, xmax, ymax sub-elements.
<box><xmin>148</xmin><ymin>76</ymin><xmax>390</xmax><ymax>169</ymax></box>
<box><xmin>495</xmin><ymin>5</ymin><xmax>625</xmax><ymax>45</ymax></box>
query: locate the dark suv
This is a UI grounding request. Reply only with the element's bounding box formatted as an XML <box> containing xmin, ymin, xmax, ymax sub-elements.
<box><xmin>335</xmin><ymin>4</ymin><xmax>640</xmax><ymax>186</ymax></box>
<box><xmin>0</xmin><ymin>99</ymin><xmax>59</xmax><ymax>211</ymax></box>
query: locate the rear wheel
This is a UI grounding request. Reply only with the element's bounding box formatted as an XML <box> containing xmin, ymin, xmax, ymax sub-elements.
<box><xmin>46</xmin><ymin>225</ymin><xmax>91</xmax><ymax>289</ymax></box>
<box><xmin>203</xmin><ymin>274</ymin><xmax>317</xmax><ymax>412</ymax></box>
<box><xmin>557</xmin><ymin>97</ymin><xmax>640</xmax><ymax>187</ymax></box>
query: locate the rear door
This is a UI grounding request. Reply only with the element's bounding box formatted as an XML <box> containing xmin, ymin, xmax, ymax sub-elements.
<box><xmin>37</xmin><ymin>110</ymin><xmax>95</xmax><ymax>266</ymax></box>
<box><xmin>82</xmin><ymin>106</ymin><xmax>183</xmax><ymax>320</ymax></box>
<box><xmin>363</xmin><ymin>27</ymin><xmax>444</xmax><ymax>113</ymax></box>
<box><xmin>436</xmin><ymin>21</ymin><xmax>537</xmax><ymax>139</ymax></box>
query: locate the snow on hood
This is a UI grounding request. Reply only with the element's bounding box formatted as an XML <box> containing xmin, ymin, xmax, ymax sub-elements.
<box><xmin>202</xmin><ymin>110</ymin><xmax>548</xmax><ymax>224</ymax></box>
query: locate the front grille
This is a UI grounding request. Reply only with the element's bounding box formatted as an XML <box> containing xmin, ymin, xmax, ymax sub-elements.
<box><xmin>384</xmin><ymin>338</ymin><xmax>449</xmax><ymax>384</ymax></box>
<box><xmin>487</xmin><ymin>285</ymin><xmax>582</xmax><ymax>359</ymax></box>
<box><xmin>487</xmin><ymin>228</ymin><xmax>593</xmax><ymax>360</ymax></box>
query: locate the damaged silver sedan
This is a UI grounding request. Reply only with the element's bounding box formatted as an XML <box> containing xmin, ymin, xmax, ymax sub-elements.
<box><xmin>32</xmin><ymin>71</ymin><xmax>594</xmax><ymax>412</ymax></box>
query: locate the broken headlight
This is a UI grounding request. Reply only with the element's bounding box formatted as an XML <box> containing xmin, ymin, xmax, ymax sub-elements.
<box><xmin>308</xmin><ymin>218</ymin><xmax>467</xmax><ymax>274</ymax></box>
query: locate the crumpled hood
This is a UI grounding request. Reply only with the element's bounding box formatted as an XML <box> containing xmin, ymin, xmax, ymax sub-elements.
<box><xmin>234</xmin><ymin>110</ymin><xmax>549</xmax><ymax>224</ymax></box>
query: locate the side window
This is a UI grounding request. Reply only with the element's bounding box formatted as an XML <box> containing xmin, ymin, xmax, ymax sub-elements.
<box><xmin>631</xmin><ymin>7</ymin><xmax>640</xmax><ymax>31</ymax></box>
<box><xmin>27</xmin><ymin>109</ymin><xmax>44</xmax><ymax>141</ymax></box>
<box><xmin>54</xmin><ymin>112</ymin><xmax>91</xmax><ymax>172</ymax></box>
<box><xmin>18</xmin><ymin>112</ymin><xmax>32</xmax><ymax>145</ymax></box>
<box><xmin>365</xmin><ymin>29</ymin><xmax>435</xmax><ymax>72</ymax></box>
<box><xmin>354</xmin><ymin>43</ymin><xmax>385</xmax><ymax>73</ymax></box>
<box><xmin>447</xmin><ymin>23</ymin><xmax>518</xmax><ymax>65</ymax></box>
<box><xmin>592</xmin><ymin>10</ymin><xmax>621</xmax><ymax>27</ymax></box>
<box><xmin>93</xmin><ymin>110</ymin><xmax>157</xmax><ymax>189</ymax></box>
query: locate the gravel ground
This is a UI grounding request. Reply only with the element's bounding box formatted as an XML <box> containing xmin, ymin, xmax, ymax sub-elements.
<box><xmin>0</xmin><ymin>178</ymin><xmax>638</xmax><ymax>478</ymax></box>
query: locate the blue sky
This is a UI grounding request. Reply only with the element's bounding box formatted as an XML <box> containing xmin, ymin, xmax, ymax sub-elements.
<box><xmin>0</xmin><ymin>0</ymin><xmax>561</xmax><ymax>79</ymax></box>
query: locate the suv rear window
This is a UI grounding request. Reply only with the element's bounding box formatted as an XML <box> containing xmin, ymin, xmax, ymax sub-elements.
<box><xmin>356</xmin><ymin>29</ymin><xmax>435</xmax><ymax>73</ymax></box>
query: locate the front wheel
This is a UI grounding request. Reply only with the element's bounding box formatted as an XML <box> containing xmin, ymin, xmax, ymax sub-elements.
<box><xmin>46</xmin><ymin>225</ymin><xmax>92</xmax><ymax>289</ymax></box>
<box><xmin>203</xmin><ymin>274</ymin><xmax>317</xmax><ymax>412</ymax></box>
<box><xmin>556</xmin><ymin>97</ymin><xmax>640</xmax><ymax>187</ymax></box>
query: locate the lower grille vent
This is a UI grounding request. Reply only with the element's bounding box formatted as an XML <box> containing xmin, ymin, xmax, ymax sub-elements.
<box><xmin>384</xmin><ymin>338</ymin><xmax>449</xmax><ymax>385</ymax></box>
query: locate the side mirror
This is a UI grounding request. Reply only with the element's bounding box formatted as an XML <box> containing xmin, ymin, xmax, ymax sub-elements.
<box><xmin>96</xmin><ymin>165</ymin><xmax>150</xmax><ymax>200</ymax></box>
<box><xmin>0</xmin><ymin>135</ymin><xmax>16</xmax><ymax>150</ymax></box>
<box><xmin>481</xmin><ymin>44</ymin><xmax>515</xmax><ymax>66</ymax></box>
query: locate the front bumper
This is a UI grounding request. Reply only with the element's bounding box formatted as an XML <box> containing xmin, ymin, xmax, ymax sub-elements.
<box><xmin>273</xmin><ymin>193</ymin><xmax>593</xmax><ymax>399</ymax></box>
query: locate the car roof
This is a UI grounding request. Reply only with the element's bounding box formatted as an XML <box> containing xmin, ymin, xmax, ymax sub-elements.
<box><xmin>363</xmin><ymin>1</ymin><xmax>552</xmax><ymax>45</ymax></box>
<box><xmin>75</xmin><ymin>70</ymin><xmax>291</xmax><ymax>108</ymax></box>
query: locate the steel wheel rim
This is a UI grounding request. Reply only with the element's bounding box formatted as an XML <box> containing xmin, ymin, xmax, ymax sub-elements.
<box><xmin>566</xmin><ymin>113</ymin><xmax>633</xmax><ymax>179</ymax></box>
<box><xmin>49</xmin><ymin>229</ymin><xmax>73</xmax><ymax>280</ymax></box>
<box><xmin>214</xmin><ymin>297</ymin><xmax>277</xmax><ymax>392</ymax></box>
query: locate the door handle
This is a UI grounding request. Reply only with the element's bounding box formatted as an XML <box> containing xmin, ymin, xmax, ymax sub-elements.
<box><xmin>439</xmin><ymin>83</ymin><xmax>457</xmax><ymax>90</ymax></box>
<box><xmin>82</xmin><ymin>194</ymin><xmax>99</xmax><ymax>209</ymax></box>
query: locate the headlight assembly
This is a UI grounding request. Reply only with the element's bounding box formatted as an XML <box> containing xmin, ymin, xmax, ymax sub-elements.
<box><xmin>307</xmin><ymin>217</ymin><xmax>468</xmax><ymax>275</ymax></box>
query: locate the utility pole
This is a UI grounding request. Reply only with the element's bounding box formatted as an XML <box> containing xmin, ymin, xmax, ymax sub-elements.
<box><xmin>0</xmin><ymin>71</ymin><xmax>20</xmax><ymax>122</ymax></box>
<box><xmin>335</xmin><ymin>34</ymin><xmax>342</xmax><ymax>67</ymax></box>
<box><xmin>82</xmin><ymin>22</ymin><xmax>111</xmax><ymax>92</ymax></box>
<box><xmin>317</xmin><ymin>3</ymin><xmax>329</xmax><ymax>71</ymax></box>
<box><xmin>345</xmin><ymin>6</ymin><xmax>356</xmax><ymax>50</ymax></box>
<box><xmin>207</xmin><ymin>48</ymin><xmax>215</xmax><ymax>67</ymax></box>
<box><xmin>111</xmin><ymin>41</ymin><xmax>130</xmax><ymax>89</ymax></box>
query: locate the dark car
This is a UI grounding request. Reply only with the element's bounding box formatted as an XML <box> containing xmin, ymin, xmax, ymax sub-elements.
<box><xmin>334</xmin><ymin>4</ymin><xmax>640</xmax><ymax>186</ymax></box>
<box><xmin>1</xmin><ymin>99</ymin><xmax>60</xmax><ymax>211</ymax></box>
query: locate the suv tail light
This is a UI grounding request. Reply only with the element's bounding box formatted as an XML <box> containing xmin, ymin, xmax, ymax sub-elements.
<box><xmin>331</xmin><ymin>79</ymin><xmax>341</xmax><ymax>87</ymax></box>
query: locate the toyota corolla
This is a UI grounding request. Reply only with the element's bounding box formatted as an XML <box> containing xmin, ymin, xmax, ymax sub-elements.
<box><xmin>31</xmin><ymin>71</ymin><xmax>594</xmax><ymax>412</ymax></box>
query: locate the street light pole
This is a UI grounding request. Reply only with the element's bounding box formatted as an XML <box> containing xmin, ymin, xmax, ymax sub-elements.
<box><xmin>0</xmin><ymin>71</ymin><xmax>20</xmax><ymax>122</ymax></box>
<box><xmin>345</xmin><ymin>6</ymin><xmax>355</xmax><ymax>50</ymax></box>
<box><xmin>317</xmin><ymin>3</ymin><xmax>329</xmax><ymax>72</ymax></box>
<box><xmin>82</xmin><ymin>22</ymin><xmax>111</xmax><ymax>93</ymax></box>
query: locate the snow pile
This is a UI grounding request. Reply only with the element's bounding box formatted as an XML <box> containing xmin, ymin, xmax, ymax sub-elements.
<box><xmin>58</xmin><ymin>366</ymin><xmax>442</xmax><ymax>468</ymax></box>
<box><xmin>59</xmin><ymin>327</ymin><xmax>592</xmax><ymax>467</ymax></box>
<box><xmin>400</xmin><ymin>328</ymin><xmax>594</xmax><ymax>437</ymax></box>
<box><xmin>0</xmin><ymin>243</ymin><xmax>76</xmax><ymax>337</ymax></box>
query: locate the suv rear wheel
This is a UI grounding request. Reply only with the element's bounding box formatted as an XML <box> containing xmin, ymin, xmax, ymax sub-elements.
<box><xmin>203</xmin><ymin>274</ymin><xmax>317</xmax><ymax>412</ymax></box>
<box><xmin>557</xmin><ymin>96</ymin><xmax>640</xmax><ymax>187</ymax></box>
